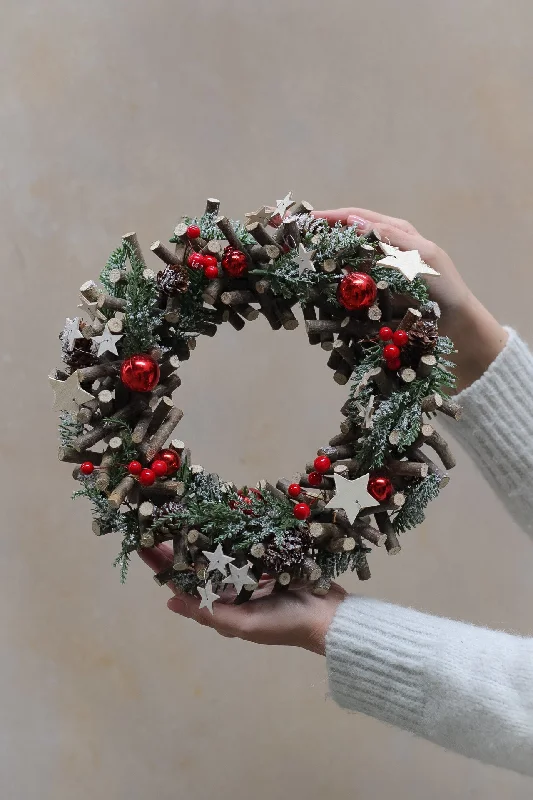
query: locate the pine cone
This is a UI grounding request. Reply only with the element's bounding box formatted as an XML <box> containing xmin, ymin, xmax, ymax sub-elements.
<box><xmin>407</xmin><ymin>319</ymin><xmax>438</xmax><ymax>355</ymax></box>
<box><xmin>262</xmin><ymin>528</ymin><xmax>312</xmax><ymax>573</ymax></box>
<box><xmin>157</xmin><ymin>264</ymin><xmax>190</xmax><ymax>296</ymax></box>
<box><xmin>152</xmin><ymin>500</ymin><xmax>185</xmax><ymax>532</ymax></box>
<box><xmin>61</xmin><ymin>322</ymin><xmax>98</xmax><ymax>373</ymax></box>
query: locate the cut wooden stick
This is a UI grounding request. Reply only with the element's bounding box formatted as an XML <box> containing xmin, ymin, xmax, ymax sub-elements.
<box><xmin>374</xmin><ymin>512</ymin><xmax>401</xmax><ymax>555</ymax></box>
<box><xmin>140</xmin><ymin>407</ymin><xmax>184</xmax><ymax>462</ymax></box>
<box><xmin>108</xmin><ymin>476</ymin><xmax>136</xmax><ymax>509</ymax></box>
<box><xmin>122</xmin><ymin>232</ymin><xmax>146</xmax><ymax>268</ymax></box>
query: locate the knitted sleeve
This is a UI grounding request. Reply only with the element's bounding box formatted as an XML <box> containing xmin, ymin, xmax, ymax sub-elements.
<box><xmin>326</xmin><ymin>329</ymin><xmax>533</xmax><ymax>776</ymax></box>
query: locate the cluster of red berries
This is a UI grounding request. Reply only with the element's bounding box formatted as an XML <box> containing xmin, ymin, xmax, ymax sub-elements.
<box><xmin>287</xmin><ymin>455</ymin><xmax>332</xmax><ymax>520</ymax></box>
<box><xmin>230</xmin><ymin>487</ymin><xmax>264</xmax><ymax>516</ymax></box>
<box><xmin>186</xmin><ymin>251</ymin><xmax>219</xmax><ymax>279</ymax></box>
<box><xmin>80</xmin><ymin>448</ymin><xmax>181</xmax><ymax>487</ymax></box>
<box><xmin>378</xmin><ymin>326</ymin><xmax>409</xmax><ymax>371</ymax></box>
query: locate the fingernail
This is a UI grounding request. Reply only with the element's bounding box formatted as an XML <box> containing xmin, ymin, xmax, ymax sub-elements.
<box><xmin>347</xmin><ymin>215</ymin><xmax>369</xmax><ymax>231</ymax></box>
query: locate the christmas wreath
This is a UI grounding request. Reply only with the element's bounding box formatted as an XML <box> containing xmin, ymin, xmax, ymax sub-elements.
<box><xmin>50</xmin><ymin>195</ymin><xmax>460</xmax><ymax>613</ymax></box>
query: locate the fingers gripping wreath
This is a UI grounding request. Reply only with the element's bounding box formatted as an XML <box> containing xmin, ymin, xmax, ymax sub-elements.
<box><xmin>50</xmin><ymin>195</ymin><xmax>460</xmax><ymax>613</ymax></box>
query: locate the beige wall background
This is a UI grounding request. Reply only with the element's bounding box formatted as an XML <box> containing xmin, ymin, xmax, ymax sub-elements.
<box><xmin>1</xmin><ymin>1</ymin><xmax>533</xmax><ymax>797</ymax></box>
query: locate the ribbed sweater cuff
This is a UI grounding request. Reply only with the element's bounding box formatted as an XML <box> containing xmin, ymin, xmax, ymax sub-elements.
<box><xmin>450</xmin><ymin>328</ymin><xmax>533</xmax><ymax>534</ymax></box>
<box><xmin>326</xmin><ymin>596</ymin><xmax>438</xmax><ymax>732</ymax></box>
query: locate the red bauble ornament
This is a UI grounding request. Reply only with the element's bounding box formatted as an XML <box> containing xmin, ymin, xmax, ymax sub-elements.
<box><xmin>204</xmin><ymin>263</ymin><xmax>219</xmax><ymax>279</ymax></box>
<box><xmin>386</xmin><ymin>357</ymin><xmax>402</xmax><ymax>371</ymax></box>
<box><xmin>383</xmin><ymin>344</ymin><xmax>400</xmax><ymax>361</ymax></box>
<box><xmin>80</xmin><ymin>461</ymin><xmax>94</xmax><ymax>475</ymax></box>
<box><xmin>367</xmin><ymin>474</ymin><xmax>393</xmax><ymax>502</ymax></box>
<box><xmin>222</xmin><ymin>246</ymin><xmax>248</xmax><ymax>278</ymax></box>
<box><xmin>288</xmin><ymin>483</ymin><xmax>301</xmax><ymax>498</ymax></box>
<box><xmin>128</xmin><ymin>460</ymin><xmax>143</xmax><ymax>476</ymax></box>
<box><xmin>392</xmin><ymin>329</ymin><xmax>409</xmax><ymax>347</ymax></box>
<box><xmin>155</xmin><ymin>449</ymin><xmax>181</xmax><ymax>476</ymax></box>
<box><xmin>151</xmin><ymin>459</ymin><xmax>168</xmax><ymax>477</ymax></box>
<box><xmin>187</xmin><ymin>224</ymin><xmax>201</xmax><ymax>239</ymax></box>
<box><xmin>308</xmin><ymin>471</ymin><xmax>322</xmax><ymax>487</ymax></box>
<box><xmin>139</xmin><ymin>468</ymin><xmax>156</xmax><ymax>486</ymax></box>
<box><xmin>337</xmin><ymin>272</ymin><xmax>377</xmax><ymax>311</ymax></box>
<box><xmin>120</xmin><ymin>354</ymin><xmax>160</xmax><ymax>393</ymax></box>
<box><xmin>313</xmin><ymin>455</ymin><xmax>331</xmax><ymax>473</ymax></box>
<box><xmin>293</xmin><ymin>502</ymin><xmax>311</xmax><ymax>520</ymax></box>
<box><xmin>379</xmin><ymin>326</ymin><xmax>393</xmax><ymax>342</ymax></box>
<box><xmin>187</xmin><ymin>252</ymin><xmax>204</xmax><ymax>269</ymax></box>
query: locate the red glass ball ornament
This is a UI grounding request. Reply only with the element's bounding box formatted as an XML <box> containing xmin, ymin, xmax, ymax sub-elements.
<box><xmin>293</xmin><ymin>502</ymin><xmax>311</xmax><ymax>521</ymax></box>
<box><xmin>379</xmin><ymin>326</ymin><xmax>393</xmax><ymax>342</ymax></box>
<box><xmin>120</xmin><ymin>354</ymin><xmax>160</xmax><ymax>393</ymax></box>
<box><xmin>155</xmin><ymin>449</ymin><xmax>181</xmax><ymax>476</ymax></box>
<box><xmin>187</xmin><ymin>224</ymin><xmax>201</xmax><ymax>239</ymax></box>
<box><xmin>288</xmin><ymin>483</ymin><xmax>301</xmax><ymax>498</ymax></box>
<box><xmin>337</xmin><ymin>272</ymin><xmax>377</xmax><ymax>311</ymax></box>
<box><xmin>386</xmin><ymin>357</ymin><xmax>402</xmax><ymax>371</ymax></box>
<box><xmin>187</xmin><ymin>252</ymin><xmax>204</xmax><ymax>269</ymax></box>
<box><xmin>392</xmin><ymin>329</ymin><xmax>409</xmax><ymax>347</ymax></box>
<box><xmin>222</xmin><ymin>246</ymin><xmax>248</xmax><ymax>278</ymax></box>
<box><xmin>383</xmin><ymin>344</ymin><xmax>400</xmax><ymax>361</ymax></box>
<box><xmin>128</xmin><ymin>460</ymin><xmax>143</xmax><ymax>476</ymax></box>
<box><xmin>151</xmin><ymin>459</ymin><xmax>168</xmax><ymax>477</ymax></box>
<box><xmin>80</xmin><ymin>461</ymin><xmax>94</xmax><ymax>475</ymax></box>
<box><xmin>313</xmin><ymin>455</ymin><xmax>331</xmax><ymax>473</ymax></box>
<box><xmin>139</xmin><ymin>468</ymin><xmax>156</xmax><ymax>487</ymax></box>
<box><xmin>367</xmin><ymin>474</ymin><xmax>394</xmax><ymax>502</ymax></box>
<box><xmin>308</xmin><ymin>471</ymin><xmax>323</xmax><ymax>487</ymax></box>
<box><xmin>204</xmin><ymin>263</ymin><xmax>219</xmax><ymax>279</ymax></box>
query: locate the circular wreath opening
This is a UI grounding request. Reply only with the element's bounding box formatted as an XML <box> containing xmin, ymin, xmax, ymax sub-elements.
<box><xmin>50</xmin><ymin>196</ymin><xmax>460</xmax><ymax>612</ymax></box>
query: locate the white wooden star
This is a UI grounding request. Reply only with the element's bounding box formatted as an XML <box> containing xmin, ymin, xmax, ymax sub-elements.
<box><xmin>92</xmin><ymin>325</ymin><xmax>123</xmax><ymax>357</ymax></box>
<box><xmin>63</xmin><ymin>317</ymin><xmax>85</xmax><ymax>350</ymax></box>
<box><xmin>222</xmin><ymin>563</ymin><xmax>258</xmax><ymax>594</ymax></box>
<box><xmin>377</xmin><ymin>243</ymin><xmax>439</xmax><ymax>282</ymax></box>
<box><xmin>197</xmin><ymin>580</ymin><xmax>220</xmax><ymax>615</ymax></box>
<box><xmin>78</xmin><ymin>295</ymin><xmax>98</xmax><ymax>319</ymax></box>
<box><xmin>354</xmin><ymin>393</ymin><xmax>374</xmax><ymax>429</ymax></box>
<box><xmin>203</xmin><ymin>544</ymin><xmax>234</xmax><ymax>576</ymax></box>
<box><xmin>49</xmin><ymin>370</ymin><xmax>94</xmax><ymax>413</ymax></box>
<box><xmin>296</xmin><ymin>243</ymin><xmax>316</xmax><ymax>276</ymax></box>
<box><xmin>271</xmin><ymin>192</ymin><xmax>294</xmax><ymax>219</ymax></box>
<box><xmin>245</xmin><ymin>205</ymin><xmax>276</xmax><ymax>226</ymax></box>
<box><xmin>324</xmin><ymin>473</ymin><xmax>380</xmax><ymax>523</ymax></box>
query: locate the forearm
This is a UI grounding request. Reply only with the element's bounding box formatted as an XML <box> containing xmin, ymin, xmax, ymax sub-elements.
<box><xmin>326</xmin><ymin>596</ymin><xmax>533</xmax><ymax>776</ymax></box>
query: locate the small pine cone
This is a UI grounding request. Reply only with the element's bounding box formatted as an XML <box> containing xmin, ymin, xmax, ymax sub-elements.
<box><xmin>262</xmin><ymin>528</ymin><xmax>312</xmax><ymax>573</ymax></box>
<box><xmin>157</xmin><ymin>265</ymin><xmax>190</xmax><ymax>296</ymax></box>
<box><xmin>152</xmin><ymin>500</ymin><xmax>185</xmax><ymax>531</ymax></box>
<box><xmin>407</xmin><ymin>319</ymin><xmax>439</xmax><ymax>355</ymax></box>
<box><xmin>61</xmin><ymin>322</ymin><xmax>98</xmax><ymax>373</ymax></box>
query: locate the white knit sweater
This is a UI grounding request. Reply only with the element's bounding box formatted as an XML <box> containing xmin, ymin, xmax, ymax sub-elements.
<box><xmin>326</xmin><ymin>329</ymin><xmax>533</xmax><ymax>777</ymax></box>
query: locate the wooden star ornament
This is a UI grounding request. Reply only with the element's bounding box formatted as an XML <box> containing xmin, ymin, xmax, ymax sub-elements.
<box><xmin>377</xmin><ymin>242</ymin><xmax>440</xmax><ymax>282</ymax></box>
<box><xmin>197</xmin><ymin>580</ymin><xmax>220</xmax><ymax>615</ymax></box>
<box><xmin>49</xmin><ymin>370</ymin><xmax>94</xmax><ymax>413</ymax></box>
<box><xmin>245</xmin><ymin>206</ymin><xmax>276</xmax><ymax>226</ymax></box>
<box><xmin>92</xmin><ymin>325</ymin><xmax>123</xmax><ymax>357</ymax></box>
<box><xmin>63</xmin><ymin>317</ymin><xmax>85</xmax><ymax>350</ymax></box>
<box><xmin>296</xmin><ymin>243</ymin><xmax>316</xmax><ymax>276</ymax></box>
<box><xmin>324</xmin><ymin>473</ymin><xmax>380</xmax><ymax>523</ymax></box>
<box><xmin>222</xmin><ymin>563</ymin><xmax>258</xmax><ymax>593</ymax></box>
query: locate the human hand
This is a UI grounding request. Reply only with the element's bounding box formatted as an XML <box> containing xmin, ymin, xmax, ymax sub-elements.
<box><xmin>139</xmin><ymin>545</ymin><xmax>346</xmax><ymax>655</ymax></box>
<box><xmin>313</xmin><ymin>207</ymin><xmax>508</xmax><ymax>392</ymax></box>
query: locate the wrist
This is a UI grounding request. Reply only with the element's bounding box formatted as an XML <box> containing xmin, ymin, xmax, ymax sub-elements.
<box><xmin>443</xmin><ymin>294</ymin><xmax>508</xmax><ymax>393</ymax></box>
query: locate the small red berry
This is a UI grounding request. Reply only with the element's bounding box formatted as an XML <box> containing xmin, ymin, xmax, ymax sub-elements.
<box><xmin>187</xmin><ymin>224</ymin><xmax>201</xmax><ymax>239</ymax></box>
<box><xmin>151</xmin><ymin>459</ymin><xmax>168</xmax><ymax>477</ymax></box>
<box><xmin>202</xmin><ymin>254</ymin><xmax>218</xmax><ymax>269</ymax></box>
<box><xmin>392</xmin><ymin>329</ymin><xmax>409</xmax><ymax>347</ymax></box>
<box><xmin>308</xmin><ymin>471</ymin><xmax>322</xmax><ymax>486</ymax></box>
<box><xmin>128</xmin><ymin>460</ymin><xmax>143</xmax><ymax>476</ymax></box>
<box><xmin>386</xmin><ymin>357</ymin><xmax>402</xmax><ymax>371</ymax></box>
<box><xmin>288</xmin><ymin>483</ymin><xmax>301</xmax><ymax>498</ymax></box>
<box><xmin>293</xmin><ymin>502</ymin><xmax>311</xmax><ymax>520</ymax></box>
<box><xmin>383</xmin><ymin>344</ymin><xmax>400</xmax><ymax>361</ymax></box>
<box><xmin>379</xmin><ymin>326</ymin><xmax>393</xmax><ymax>342</ymax></box>
<box><xmin>139</xmin><ymin>468</ymin><xmax>156</xmax><ymax>486</ymax></box>
<box><xmin>313</xmin><ymin>455</ymin><xmax>331</xmax><ymax>473</ymax></box>
<box><xmin>187</xmin><ymin>252</ymin><xmax>204</xmax><ymax>269</ymax></box>
<box><xmin>204</xmin><ymin>263</ymin><xmax>219</xmax><ymax>279</ymax></box>
<box><xmin>80</xmin><ymin>461</ymin><xmax>94</xmax><ymax>475</ymax></box>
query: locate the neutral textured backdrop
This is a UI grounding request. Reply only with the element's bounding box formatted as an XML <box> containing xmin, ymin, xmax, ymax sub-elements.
<box><xmin>1</xmin><ymin>1</ymin><xmax>532</xmax><ymax>798</ymax></box>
